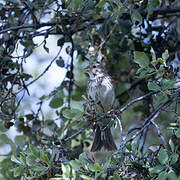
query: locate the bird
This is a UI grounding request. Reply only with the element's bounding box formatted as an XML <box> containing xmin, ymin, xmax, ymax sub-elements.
<box><xmin>85</xmin><ymin>63</ymin><xmax>117</xmax><ymax>152</ymax></box>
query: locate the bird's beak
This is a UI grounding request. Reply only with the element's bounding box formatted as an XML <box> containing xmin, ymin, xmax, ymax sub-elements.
<box><xmin>84</xmin><ymin>67</ymin><xmax>90</xmax><ymax>73</ymax></box>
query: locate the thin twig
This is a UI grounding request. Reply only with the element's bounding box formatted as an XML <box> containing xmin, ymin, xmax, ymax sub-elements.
<box><xmin>13</xmin><ymin>90</ymin><xmax>26</xmax><ymax>120</ymax></box>
<box><xmin>63</xmin><ymin>121</ymin><xmax>91</xmax><ymax>142</ymax></box>
<box><xmin>124</xmin><ymin>97</ymin><xmax>176</xmax><ymax>144</ymax></box>
<box><xmin>151</xmin><ymin>121</ymin><xmax>167</xmax><ymax>147</ymax></box>
<box><xmin>119</xmin><ymin>91</ymin><xmax>158</xmax><ymax>112</ymax></box>
<box><xmin>98</xmin><ymin>16</ymin><xmax>117</xmax><ymax>52</ymax></box>
<box><xmin>35</xmin><ymin>101</ymin><xmax>43</xmax><ymax>120</ymax></box>
<box><xmin>17</xmin><ymin>47</ymin><xmax>62</xmax><ymax>94</ymax></box>
<box><xmin>0</xmin><ymin>22</ymin><xmax>58</xmax><ymax>34</ymax></box>
<box><xmin>67</xmin><ymin>37</ymin><xmax>74</xmax><ymax>109</ymax></box>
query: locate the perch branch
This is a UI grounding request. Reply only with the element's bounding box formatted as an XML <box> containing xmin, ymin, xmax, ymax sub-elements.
<box><xmin>124</xmin><ymin>97</ymin><xmax>176</xmax><ymax>145</ymax></box>
<box><xmin>63</xmin><ymin>121</ymin><xmax>91</xmax><ymax>142</ymax></box>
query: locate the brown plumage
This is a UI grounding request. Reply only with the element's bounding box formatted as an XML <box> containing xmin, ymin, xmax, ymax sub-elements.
<box><xmin>85</xmin><ymin>63</ymin><xmax>117</xmax><ymax>152</ymax></box>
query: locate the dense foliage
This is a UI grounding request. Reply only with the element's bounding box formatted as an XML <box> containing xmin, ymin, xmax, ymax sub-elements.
<box><xmin>0</xmin><ymin>0</ymin><xmax>180</xmax><ymax>179</ymax></box>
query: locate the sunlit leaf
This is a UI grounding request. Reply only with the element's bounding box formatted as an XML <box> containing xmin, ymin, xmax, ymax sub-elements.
<box><xmin>169</xmin><ymin>153</ymin><xmax>179</xmax><ymax>165</ymax></box>
<box><xmin>131</xmin><ymin>10</ymin><xmax>142</xmax><ymax>24</ymax></box>
<box><xmin>12</xmin><ymin>167</ymin><xmax>24</xmax><ymax>177</ymax></box>
<box><xmin>32</xmin><ymin>166</ymin><xmax>48</xmax><ymax>172</ymax></box>
<box><xmin>70</xmin><ymin>159</ymin><xmax>81</xmax><ymax>171</ymax></box>
<box><xmin>175</xmin><ymin>128</ymin><xmax>180</xmax><ymax>138</ymax></box>
<box><xmin>162</xmin><ymin>50</ymin><xmax>169</xmax><ymax>61</ymax></box>
<box><xmin>95</xmin><ymin>0</ymin><xmax>106</xmax><ymax>8</ymax></box>
<box><xmin>150</xmin><ymin>47</ymin><xmax>156</xmax><ymax>61</ymax></box>
<box><xmin>167</xmin><ymin>170</ymin><xmax>177</xmax><ymax>180</ymax></box>
<box><xmin>0</xmin><ymin>134</ymin><xmax>16</xmax><ymax>153</ymax></box>
<box><xmin>49</xmin><ymin>97</ymin><xmax>63</xmax><ymax>109</ymax></box>
<box><xmin>158</xmin><ymin>149</ymin><xmax>169</xmax><ymax>165</ymax></box>
<box><xmin>14</xmin><ymin>135</ymin><xmax>26</xmax><ymax>148</ymax></box>
<box><xmin>134</xmin><ymin>51</ymin><xmax>149</xmax><ymax>68</ymax></box>
<box><xmin>157</xmin><ymin>171</ymin><xmax>167</xmax><ymax>180</ymax></box>
<box><xmin>169</xmin><ymin>139</ymin><xmax>175</xmax><ymax>152</ymax></box>
<box><xmin>113</xmin><ymin>172</ymin><xmax>121</xmax><ymax>180</ymax></box>
<box><xmin>148</xmin><ymin>82</ymin><xmax>161</xmax><ymax>91</ymax></box>
<box><xmin>80</xmin><ymin>174</ymin><xmax>92</xmax><ymax>180</ymax></box>
<box><xmin>149</xmin><ymin>165</ymin><xmax>164</xmax><ymax>174</ymax></box>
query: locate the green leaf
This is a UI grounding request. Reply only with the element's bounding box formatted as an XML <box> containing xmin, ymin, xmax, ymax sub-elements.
<box><xmin>0</xmin><ymin>134</ymin><xmax>16</xmax><ymax>153</ymax></box>
<box><xmin>70</xmin><ymin>0</ymin><xmax>81</xmax><ymax>10</ymax></box>
<box><xmin>14</xmin><ymin>135</ymin><xmax>26</xmax><ymax>148</ymax></box>
<box><xmin>167</xmin><ymin>170</ymin><xmax>177</xmax><ymax>180</ymax></box>
<box><xmin>62</xmin><ymin>108</ymin><xmax>82</xmax><ymax>119</ymax></box>
<box><xmin>134</xmin><ymin>51</ymin><xmax>149</xmax><ymax>68</ymax></box>
<box><xmin>113</xmin><ymin>172</ymin><xmax>121</xmax><ymax>180</ymax></box>
<box><xmin>162</xmin><ymin>49</ymin><xmax>169</xmax><ymax>61</ymax></box>
<box><xmin>57</xmin><ymin>37</ymin><xmax>65</xmax><ymax>46</ymax></box>
<box><xmin>95</xmin><ymin>0</ymin><xmax>106</xmax><ymax>8</ymax></box>
<box><xmin>169</xmin><ymin>139</ymin><xmax>175</xmax><ymax>152</ymax></box>
<box><xmin>49</xmin><ymin>97</ymin><xmax>63</xmax><ymax>109</ymax></box>
<box><xmin>32</xmin><ymin>166</ymin><xmax>48</xmax><ymax>172</ymax></box>
<box><xmin>131</xmin><ymin>10</ymin><xmax>142</xmax><ymax>24</ymax></box>
<box><xmin>80</xmin><ymin>174</ymin><xmax>92</xmax><ymax>180</ymax></box>
<box><xmin>19</xmin><ymin>153</ymin><xmax>27</xmax><ymax>166</ymax></box>
<box><xmin>61</xmin><ymin>164</ymin><xmax>71</xmax><ymax>177</ymax></box>
<box><xmin>11</xmin><ymin>155</ymin><xmax>22</xmax><ymax>165</ymax></box>
<box><xmin>175</xmin><ymin>128</ymin><xmax>180</xmax><ymax>138</ymax></box>
<box><xmin>70</xmin><ymin>159</ymin><xmax>81</xmax><ymax>171</ymax></box>
<box><xmin>149</xmin><ymin>165</ymin><xmax>164</xmax><ymax>174</ymax></box>
<box><xmin>125</xmin><ymin>141</ymin><xmax>132</xmax><ymax>151</ymax></box>
<box><xmin>148</xmin><ymin>0</ymin><xmax>160</xmax><ymax>8</ymax></box>
<box><xmin>158</xmin><ymin>148</ymin><xmax>169</xmax><ymax>165</ymax></box>
<box><xmin>72</xmin><ymin>112</ymin><xmax>84</xmax><ymax>121</ymax></box>
<box><xmin>26</xmin><ymin>154</ymin><xmax>37</xmax><ymax>166</ymax></box>
<box><xmin>103</xmin><ymin>157</ymin><xmax>111</xmax><ymax>170</ymax></box>
<box><xmin>12</xmin><ymin>167</ymin><xmax>24</xmax><ymax>177</ymax></box>
<box><xmin>56</xmin><ymin>59</ymin><xmax>64</xmax><ymax>67</ymax></box>
<box><xmin>79</xmin><ymin>152</ymin><xmax>91</xmax><ymax>165</ymax></box>
<box><xmin>147</xmin><ymin>0</ymin><xmax>160</xmax><ymax>17</ymax></box>
<box><xmin>26</xmin><ymin>114</ymin><xmax>34</xmax><ymax>120</ymax></box>
<box><xmin>157</xmin><ymin>171</ymin><xmax>167</xmax><ymax>180</ymax></box>
<box><xmin>169</xmin><ymin>153</ymin><xmax>179</xmax><ymax>165</ymax></box>
<box><xmin>29</xmin><ymin>144</ymin><xmax>39</xmax><ymax>157</ymax></box>
<box><xmin>89</xmin><ymin>164</ymin><xmax>96</xmax><ymax>172</ymax></box>
<box><xmin>94</xmin><ymin>163</ymin><xmax>103</xmax><ymax>171</ymax></box>
<box><xmin>150</xmin><ymin>47</ymin><xmax>156</xmax><ymax>61</ymax></box>
<box><xmin>148</xmin><ymin>82</ymin><xmax>161</xmax><ymax>91</ymax></box>
<box><xmin>0</xmin><ymin>121</ymin><xmax>9</xmax><ymax>132</ymax></box>
<box><xmin>40</xmin><ymin>150</ymin><xmax>49</xmax><ymax>164</ymax></box>
<box><xmin>154</xmin><ymin>94</ymin><xmax>168</xmax><ymax>108</ymax></box>
<box><xmin>161</xmin><ymin>79</ymin><xmax>175</xmax><ymax>91</ymax></box>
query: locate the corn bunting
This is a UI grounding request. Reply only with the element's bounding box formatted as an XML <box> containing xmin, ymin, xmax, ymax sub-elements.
<box><xmin>85</xmin><ymin>63</ymin><xmax>117</xmax><ymax>152</ymax></box>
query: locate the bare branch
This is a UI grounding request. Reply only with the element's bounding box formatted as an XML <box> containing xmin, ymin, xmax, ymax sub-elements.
<box><xmin>17</xmin><ymin>47</ymin><xmax>62</xmax><ymax>94</ymax></box>
<box><xmin>63</xmin><ymin>121</ymin><xmax>91</xmax><ymax>142</ymax></box>
<box><xmin>67</xmin><ymin>37</ymin><xmax>74</xmax><ymax>109</ymax></box>
<box><xmin>0</xmin><ymin>22</ymin><xmax>59</xmax><ymax>34</ymax></box>
<box><xmin>119</xmin><ymin>91</ymin><xmax>158</xmax><ymax>112</ymax></box>
<box><xmin>151</xmin><ymin>121</ymin><xmax>167</xmax><ymax>147</ymax></box>
<box><xmin>124</xmin><ymin>97</ymin><xmax>176</xmax><ymax>145</ymax></box>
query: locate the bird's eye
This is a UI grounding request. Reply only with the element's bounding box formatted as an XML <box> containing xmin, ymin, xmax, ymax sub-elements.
<box><xmin>93</xmin><ymin>65</ymin><xmax>96</xmax><ymax>68</ymax></box>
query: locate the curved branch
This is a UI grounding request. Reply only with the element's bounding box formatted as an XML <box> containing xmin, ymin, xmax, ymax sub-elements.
<box><xmin>0</xmin><ymin>22</ymin><xmax>60</xmax><ymax>34</ymax></box>
<box><xmin>119</xmin><ymin>91</ymin><xmax>158</xmax><ymax>112</ymax></box>
<box><xmin>17</xmin><ymin>47</ymin><xmax>62</xmax><ymax>94</ymax></box>
<box><xmin>1</xmin><ymin>6</ymin><xmax>180</xmax><ymax>36</ymax></box>
<box><xmin>63</xmin><ymin>121</ymin><xmax>91</xmax><ymax>142</ymax></box>
<box><xmin>124</xmin><ymin>97</ymin><xmax>176</xmax><ymax>145</ymax></box>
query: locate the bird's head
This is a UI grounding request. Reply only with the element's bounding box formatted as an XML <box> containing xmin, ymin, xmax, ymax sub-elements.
<box><xmin>85</xmin><ymin>63</ymin><xmax>105</xmax><ymax>79</ymax></box>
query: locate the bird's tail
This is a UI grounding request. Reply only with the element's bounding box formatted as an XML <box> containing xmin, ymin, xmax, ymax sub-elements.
<box><xmin>91</xmin><ymin>125</ymin><xmax>117</xmax><ymax>152</ymax></box>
